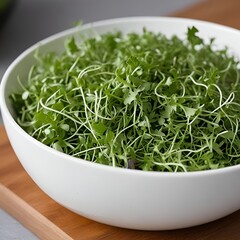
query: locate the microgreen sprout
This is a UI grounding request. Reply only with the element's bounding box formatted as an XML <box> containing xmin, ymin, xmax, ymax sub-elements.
<box><xmin>10</xmin><ymin>27</ymin><xmax>240</xmax><ymax>172</ymax></box>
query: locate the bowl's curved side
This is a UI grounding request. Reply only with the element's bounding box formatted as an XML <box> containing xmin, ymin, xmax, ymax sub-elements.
<box><xmin>3</xmin><ymin>116</ymin><xmax>240</xmax><ymax>230</ymax></box>
<box><xmin>1</xmin><ymin>17</ymin><xmax>240</xmax><ymax>230</ymax></box>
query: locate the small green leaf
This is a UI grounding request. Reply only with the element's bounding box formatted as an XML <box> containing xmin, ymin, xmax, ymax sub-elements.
<box><xmin>182</xmin><ymin>106</ymin><xmax>197</xmax><ymax>118</ymax></box>
<box><xmin>92</xmin><ymin>122</ymin><xmax>107</xmax><ymax>136</ymax></box>
<box><xmin>22</xmin><ymin>91</ymin><xmax>29</xmax><ymax>100</ymax></box>
<box><xmin>138</xmin><ymin>120</ymin><xmax>148</xmax><ymax>127</ymax></box>
<box><xmin>34</xmin><ymin>112</ymin><xmax>53</xmax><ymax>128</ymax></box>
<box><xmin>44</xmin><ymin>128</ymin><xmax>50</xmax><ymax>136</ymax></box>
<box><xmin>66</xmin><ymin>37</ymin><xmax>79</xmax><ymax>54</ymax></box>
<box><xmin>61</xmin><ymin>124</ymin><xmax>70</xmax><ymax>131</ymax></box>
<box><xmin>124</xmin><ymin>89</ymin><xmax>140</xmax><ymax>105</ymax></box>
<box><xmin>53</xmin><ymin>141</ymin><xmax>63</xmax><ymax>152</ymax></box>
<box><xmin>165</xmin><ymin>77</ymin><xmax>172</xmax><ymax>86</ymax></box>
<box><xmin>106</xmin><ymin>130</ymin><xmax>114</xmax><ymax>143</ymax></box>
<box><xmin>213</xmin><ymin>142</ymin><xmax>223</xmax><ymax>155</ymax></box>
<box><xmin>162</xmin><ymin>105</ymin><xmax>176</xmax><ymax>118</ymax></box>
<box><xmin>220</xmin><ymin>131</ymin><xmax>235</xmax><ymax>139</ymax></box>
<box><xmin>187</xmin><ymin>26</ymin><xmax>203</xmax><ymax>46</ymax></box>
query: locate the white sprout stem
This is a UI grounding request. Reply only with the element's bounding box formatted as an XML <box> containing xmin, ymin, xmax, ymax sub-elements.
<box><xmin>128</xmin><ymin>135</ymin><xmax>143</xmax><ymax>147</ymax></box>
<box><xmin>69</xmin><ymin>57</ymin><xmax>80</xmax><ymax>72</ymax></box>
<box><xmin>233</xmin><ymin>68</ymin><xmax>239</xmax><ymax>88</ymax></box>
<box><xmin>31</xmin><ymin>123</ymin><xmax>51</xmax><ymax>136</ymax></box>
<box><xmin>79</xmin><ymin>86</ymin><xmax>100</xmax><ymax>144</ymax></box>
<box><xmin>229</xmin><ymin>153</ymin><xmax>240</xmax><ymax>157</ymax></box>
<box><xmin>168</xmin><ymin>129</ymin><xmax>180</xmax><ymax>152</ymax></box>
<box><xmin>153</xmin><ymin>162</ymin><xmax>187</xmax><ymax>172</ymax></box>
<box><xmin>113</xmin><ymin>122</ymin><xmax>138</xmax><ymax>145</ymax></box>
<box><xmin>72</xmin><ymin>146</ymin><xmax>105</xmax><ymax>157</ymax></box>
<box><xmin>211</xmin><ymin>92</ymin><xmax>235</xmax><ymax>114</ymax></box>
<box><xmin>44</xmin><ymin>89</ymin><xmax>61</xmax><ymax>105</ymax></box>
<box><xmin>17</xmin><ymin>76</ymin><xmax>28</xmax><ymax>92</ymax></box>
<box><xmin>188</xmin><ymin>75</ymin><xmax>208</xmax><ymax>90</ymax></box>
<box><xmin>219</xmin><ymin>61</ymin><xmax>232</xmax><ymax>73</ymax></box>
<box><xmin>78</xmin><ymin>65</ymin><xmax>102</xmax><ymax>78</ymax></box>
<box><xmin>94</xmin><ymin>90</ymin><xmax>99</xmax><ymax>122</ymax></box>
<box><xmin>110</xmin><ymin>122</ymin><xmax>138</xmax><ymax>167</ymax></box>
<box><xmin>214</xmin><ymin>130</ymin><xmax>229</xmax><ymax>142</ymax></box>
<box><xmin>131</xmin><ymin>66</ymin><xmax>141</xmax><ymax>76</ymax></box>
<box><xmin>180</xmin><ymin>81</ymin><xmax>186</xmax><ymax>98</ymax></box>
<box><xmin>39</xmin><ymin>98</ymin><xmax>91</xmax><ymax>130</ymax></box>
<box><xmin>64</xmin><ymin>122</ymin><xmax>88</xmax><ymax>141</ymax></box>
<box><xmin>230</xmin><ymin>119</ymin><xmax>239</xmax><ymax>151</ymax></box>
<box><xmin>175</xmin><ymin>145</ymin><xmax>208</xmax><ymax>154</ymax></box>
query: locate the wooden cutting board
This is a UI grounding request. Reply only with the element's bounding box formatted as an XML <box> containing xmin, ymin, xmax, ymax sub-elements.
<box><xmin>1</xmin><ymin>0</ymin><xmax>240</xmax><ymax>238</ymax></box>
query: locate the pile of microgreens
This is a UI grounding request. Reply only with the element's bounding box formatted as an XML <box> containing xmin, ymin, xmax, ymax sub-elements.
<box><xmin>10</xmin><ymin>26</ymin><xmax>240</xmax><ymax>172</ymax></box>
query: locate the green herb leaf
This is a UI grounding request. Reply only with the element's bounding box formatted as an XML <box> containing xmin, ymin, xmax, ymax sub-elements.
<box><xmin>66</xmin><ymin>37</ymin><xmax>79</xmax><ymax>54</ymax></box>
<box><xmin>187</xmin><ymin>26</ymin><xmax>203</xmax><ymax>46</ymax></box>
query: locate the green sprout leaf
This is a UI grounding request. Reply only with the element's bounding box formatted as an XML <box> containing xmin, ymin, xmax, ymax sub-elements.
<box><xmin>66</xmin><ymin>37</ymin><xmax>79</xmax><ymax>54</ymax></box>
<box><xmin>187</xmin><ymin>26</ymin><xmax>204</xmax><ymax>46</ymax></box>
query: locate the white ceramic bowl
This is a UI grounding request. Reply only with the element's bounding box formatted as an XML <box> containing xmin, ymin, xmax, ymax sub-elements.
<box><xmin>1</xmin><ymin>17</ymin><xmax>240</xmax><ymax>230</ymax></box>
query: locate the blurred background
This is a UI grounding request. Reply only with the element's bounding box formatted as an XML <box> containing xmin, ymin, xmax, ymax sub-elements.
<box><xmin>0</xmin><ymin>0</ymin><xmax>201</xmax><ymax>239</ymax></box>
<box><xmin>0</xmin><ymin>0</ymin><xmax>202</xmax><ymax>80</ymax></box>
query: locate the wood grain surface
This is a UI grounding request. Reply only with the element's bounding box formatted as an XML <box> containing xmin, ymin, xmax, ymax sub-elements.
<box><xmin>1</xmin><ymin>126</ymin><xmax>240</xmax><ymax>239</ymax></box>
<box><xmin>1</xmin><ymin>0</ymin><xmax>240</xmax><ymax>239</ymax></box>
<box><xmin>171</xmin><ymin>0</ymin><xmax>240</xmax><ymax>29</ymax></box>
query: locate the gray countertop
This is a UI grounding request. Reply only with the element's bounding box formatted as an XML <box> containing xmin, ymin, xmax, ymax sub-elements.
<box><xmin>0</xmin><ymin>0</ymin><xmax>201</xmax><ymax>239</ymax></box>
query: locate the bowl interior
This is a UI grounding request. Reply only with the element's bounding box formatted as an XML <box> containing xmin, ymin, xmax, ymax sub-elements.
<box><xmin>2</xmin><ymin>16</ymin><xmax>240</xmax><ymax>147</ymax></box>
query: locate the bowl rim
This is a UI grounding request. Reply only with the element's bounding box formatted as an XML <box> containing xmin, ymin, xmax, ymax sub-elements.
<box><xmin>1</xmin><ymin>16</ymin><xmax>240</xmax><ymax>177</ymax></box>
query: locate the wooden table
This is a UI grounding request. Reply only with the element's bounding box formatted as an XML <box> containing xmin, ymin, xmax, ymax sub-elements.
<box><xmin>1</xmin><ymin>1</ymin><xmax>240</xmax><ymax>239</ymax></box>
<box><xmin>172</xmin><ymin>0</ymin><xmax>240</xmax><ymax>29</ymax></box>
